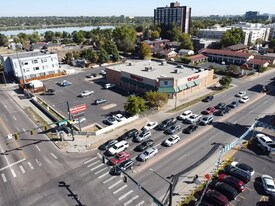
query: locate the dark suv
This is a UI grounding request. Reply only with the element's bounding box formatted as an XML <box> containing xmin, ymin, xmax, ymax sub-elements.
<box><xmin>42</xmin><ymin>89</ymin><xmax>55</xmax><ymax>95</ymax></box>
<box><xmin>203</xmin><ymin>95</ymin><xmax>214</xmax><ymax>102</ymax></box>
<box><xmin>210</xmin><ymin>180</ymin><xmax>238</xmax><ymax>200</ymax></box>
<box><xmin>224</xmin><ymin>165</ymin><xmax>251</xmax><ymax>183</ymax></box>
<box><xmin>120</xmin><ymin>129</ymin><xmax>138</xmax><ymax>140</ymax></box>
<box><xmin>157</xmin><ymin>118</ymin><xmax>177</xmax><ymax>130</ymax></box>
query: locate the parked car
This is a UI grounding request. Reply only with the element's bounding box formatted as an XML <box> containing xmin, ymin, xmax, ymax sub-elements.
<box><xmin>236</xmin><ymin>91</ymin><xmax>246</xmax><ymax>97</ymax></box>
<box><xmin>41</xmin><ymin>88</ymin><xmax>55</xmax><ymax>95</ymax></box>
<box><xmin>57</xmin><ymin>80</ymin><xmax>72</xmax><ymax>87</ymax></box>
<box><xmin>200</xmin><ymin>115</ymin><xmax>213</xmax><ymax>125</ymax></box>
<box><xmin>135</xmin><ymin>139</ymin><xmax>154</xmax><ymax>151</ymax></box>
<box><xmin>185</xmin><ymin>114</ymin><xmax>201</xmax><ymax>124</ymax></box>
<box><xmin>230</xmin><ymin>161</ymin><xmax>254</xmax><ymax>176</ymax></box>
<box><xmin>99</xmin><ymin>139</ymin><xmax>118</xmax><ymax>150</ymax></box>
<box><xmin>157</xmin><ymin>118</ymin><xmax>177</xmax><ymax>130</ymax></box>
<box><xmin>215</xmin><ymin>103</ymin><xmax>226</xmax><ymax>110</ymax></box>
<box><xmin>100</xmin><ymin>70</ymin><xmax>106</xmax><ymax>75</ymax></box>
<box><xmin>86</xmin><ymin>73</ymin><xmax>97</xmax><ymax>78</ymax></box>
<box><xmin>219</xmin><ymin>174</ymin><xmax>245</xmax><ymax>193</ymax></box>
<box><xmin>94</xmin><ymin>98</ymin><xmax>107</xmax><ymax>105</ymax></box>
<box><xmin>105</xmin><ymin>116</ymin><xmax>118</xmax><ymax>125</ymax></box>
<box><xmin>135</xmin><ymin>130</ymin><xmax>152</xmax><ymax>142</ymax></box>
<box><xmin>163</xmin><ymin>135</ymin><xmax>180</xmax><ymax>146</ymax></box>
<box><xmin>108</xmin><ymin>140</ymin><xmax>129</xmax><ymax>155</ymax></box>
<box><xmin>104</xmin><ymin>83</ymin><xmax>115</xmax><ymax>89</ymax></box>
<box><xmin>224</xmin><ymin>165</ymin><xmax>251</xmax><ymax>183</ymax></box>
<box><xmin>228</xmin><ymin>101</ymin><xmax>239</xmax><ymax>108</ymax></box>
<box><xmin>210</xmin><ymin>179</ymin><xmax>238</xmax><ymax>200</ymax></box>
<box><xmin>202</xmin><ymin>95</ymin><xmax>214</xmax><ymax>102</ymax></box>
<box><xmin>262</xmin><ymin>174</ymin><xmax>275</xmax><ymax>195</ymax></box>
<box><xmin>203</xmin><ymin>107</ymin><xmax>216</xmax><ymax>115</ymax></box>
<box><xmin>255</xmin><ymin>133</ymin><xmax>275</xmax><ymax>153</ymax></box>
<box><xmin>110</xmin><ymin>151</ymin><xmax>130</xmax><ymax>165</ymax></box>
<box><xmin>165</xmin><ymin>125</ymin><xmax>181</xmax><ymax>134</ymax></box>
<box><xmin>268</xmin><ymin>195</ymin><xmax>275</xmax><ymax>206</ymax></box>
<box><xmin>239</xmin><ymin>96</ymin><xmax>250</xmax><ymax>103</ymax></box>
<box><xmin>113</xmin><ymin>113</ymin><xmax>126</xmax><ymax>122</ymax></box>
<box><xmin>138</xmin><ymin>147</ymin><xmax>158</xmax><ymax>161</ymax></box>
<box><xmin>80</xmin><ymin>90</ymin><xmax>94</xmax><ymax>97</ymax></box>
<box><xmin>119</xmin><ymin>129</ymin><xmax>138</xmax><ymax>140</ymax></box>
<box><xmin>215</xmin><ymin>109</ymin><xmax>226</xmax><ymax>116</ymax></box>
<box><xmin>183</xmin><ymin>124</ymin><xmax>198</xmax><ymax>134</ymax></box>
<box><xmin>72</xmin><ymin>117</ymin><xmax>86</xmax><ymax>124</ymax></box>
<box><xmin>203</xmin><ymin>189</ymin><xmax>229</xmax><ymax>206</ymax></box>
<box><xmin>143</xmin><ymin>121</ymin><xmax>158</xmax><ymax>130</ymax></box>
<box><xmin>110</xmin><ymin>159</ymin><xmax>134</xmax><ymax>175</ymax></box>
<box><xmin>178</xmin><ymin>110</ymin><xmax>192</xmax><ymax>120</ymax></box>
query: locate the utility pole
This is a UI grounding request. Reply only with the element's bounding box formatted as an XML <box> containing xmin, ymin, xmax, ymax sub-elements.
<box><xmin>67</xmin><ymin>101</ymin><xmax>74</xmax><ymax>141</ymax></box>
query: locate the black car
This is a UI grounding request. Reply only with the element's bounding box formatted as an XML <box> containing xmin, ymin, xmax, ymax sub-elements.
<box><xmin>203</xmin><ymin>95</ymin><xmax>214</xmax><ymax>102</ymax></box>
<box><xmin>220</xmin><ymin>106</ymin><xmax>231</xmax><ymax>113</ymax></box>
<box><xmin>183</xmin><ymin>125</ymin><xmax>198</xmax><ymax>134</ymax></box>
<box><xmin>210</xmin><ymin>179</ymin><xmax>238</xmax><ymax>200</ymax></box>
<box><xmin>214</xmin><ymin>107</ymin><xmax>230</xmax><ymax>116</ymax></box>
<box><xmin>86</xmin><ymin>73</ymin><xmax>97</xmax><ymax>78</ymax></box>
<box><xmin>42</xmin><ymin>89</ymin><xmax>55</xmax><ymax>95</ymax></box>
<box><xmin>215</xmin><ymin>103</ymin><xmax>226</xmax><ymax>110</ymax></box>
<box><xmin>99</xmin><ymin>139</ymin><xmax>118</xmax><ymax>150</ymax></box>
<box><xmin>94</xmin><ymin>99</ymin><xmax>107</xmax><ymax>105</ymax></box>
<box><xmin>228</xmin><ymin>101</ymin><xmax>239</xmax><ymax>108</ymax></box>
<box><xmin>135</xmin><ymin>139</ymin><xmax>154</xmax><ymax>151</ymax></box>
<box><xmin>157</xmin><ymin>118</ymin><xmax>177</xmax><ymax>130</ymax></box>
<box><xmin>165</xmin><ymin>125</ymin><xmax>181</xmax><ymax>134</ymax></box>
<box><xmin>110</xmin><ymin>160</ymin><xmax>134</xmax><ymax>175</ymax></box>
<box><xmin>119</xmin><ymin>129</ymin><xmax>138</xmax><ymax>140</ymax></box>
<box><xmin>224</xmin><ymin>165</ymin><xmax>251</xmax><ymax>183</ymax></box>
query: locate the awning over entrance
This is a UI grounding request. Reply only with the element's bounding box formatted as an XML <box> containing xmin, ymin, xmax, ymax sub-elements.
<box><xmin>186</xmin><ymin>81</ymin><xmax>195</xmax><ymax>88</ymax></box>
<box><xmin>178</xmin><ymin>84</ymin><xmax>187</xmax><ymax>91</ymax></box>
<box><xmin>194</xmin><ymin>79</ymin><xmax>201</xmax><ymax>85</ymax></box>
<box><xmin>158</xmin><ymin>87</ymin><xmax>176</xmax><ymax>93</ymax></box>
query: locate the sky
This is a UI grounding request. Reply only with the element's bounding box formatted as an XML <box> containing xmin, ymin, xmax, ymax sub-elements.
<box><xmin>1</xmin><ymin>0</ymin><xmax>274</xmax><ymax>17</ymax></box>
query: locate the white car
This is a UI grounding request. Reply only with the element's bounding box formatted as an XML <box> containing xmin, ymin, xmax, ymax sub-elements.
<box><xmin>163</xmin><ymin>135</ymin><xmax>180</xmax><ymax>147</ymax></box>
<box><xmin>100</xmin><ymin>70</ymin><xmax>106</xmax><ymax>75</ymax></box>
<box><xmin>104</xmin><ymin>83</ymin><xmax>115</xmax><ymax>89</ymax></box>
<box><xmin>113</xmin><ymin>113</ymin><xmax>126</xmax><ymax>122</ymax></box>
<box><xmin>200</xmin><ymin>115</ymin><xmax>213</xmax><ymax>125</ymax></box>
<box><xmin>178</xmin><ymin>110</ymin><xmax>192</xmax><ymax>120</ymax></box>
<box><xmin>239</xmin><ymin>96</ymin><xmax>249</xmax><ymax>103</ymax></box>
<box><xmin>262</xmin><ymin>174</ymin><xmax>275</xmax><ymax>195</ymax></box>
<box><xmin>138</xmin><ymin>147</ymin><xmax>158</xmax><ymax>161</ymax></box>
<box><xmin>105</xmin><ymin>116</ymin><xmax>118</xmax><ymax>125</ymax></box>
<box><xmin>143</xmin><ymin>121</ymin><xmax>158</xmax><ymax>130</ymax></box>
<box><xmin>185</xmin><ymin>114</ymin><xmax>202</xmax><ymax>124</ymax></box>
<box><xmin>80</xmin><ymin>90</ymin><xmax>94</xmax><ymax>97</ymax></box>
<box><xmin>72</xmin><ymin>117</ymin><xmax>86</xmax><ymax>124</ymax></box>
<box><xmin>108</xmin><ymin>141</ymin><xmax>129</xmax><ymax>155</ymax></box>
<box><xmin>236</xmin><ymin>91</ymin><xmax>246</xmax><ymax>97</ymax></box>
<box><xmin>230</xmin><ymin>161</ymin><xmax>255</xmax><ymax>176</ymax></box>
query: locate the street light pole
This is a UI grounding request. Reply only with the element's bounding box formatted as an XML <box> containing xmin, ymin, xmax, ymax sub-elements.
<box><xmin>149</xmin><ymin>168</ymin><xmax>173</xmax><ymax>206</ymax></box>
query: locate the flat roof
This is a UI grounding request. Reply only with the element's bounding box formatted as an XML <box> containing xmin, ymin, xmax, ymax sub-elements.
<box><xmin>3</xmin><ymin>51</ymin><xmax>56</xmax><ymax>59</ymax></box>
<box><xmin>106</xmin><ymin>60</ymin><xmax>200</xmax><ymax>80</ymax></box>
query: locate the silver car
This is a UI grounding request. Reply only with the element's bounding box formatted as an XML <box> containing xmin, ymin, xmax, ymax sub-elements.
<box><xmin>138</xmin><ymin>147</ymin><xmax>158</xmax><ymax>161</ymax></box>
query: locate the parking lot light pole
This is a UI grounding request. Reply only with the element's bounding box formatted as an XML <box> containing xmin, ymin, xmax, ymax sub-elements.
<box><xmin>149</xmin><ymin>168</ymin><xmax>173</xmax><ymax>206</ymax></box>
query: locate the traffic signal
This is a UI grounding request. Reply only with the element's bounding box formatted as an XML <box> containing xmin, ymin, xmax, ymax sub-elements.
<box><xmin>30</xmin><ymin>130</ymin><xmax>35</xmax><ymax>135</ymax></box>
<box><xmin>13</xmin><ymin>134</ymin><xmax>19</xmax><ymax>140</ymax></box>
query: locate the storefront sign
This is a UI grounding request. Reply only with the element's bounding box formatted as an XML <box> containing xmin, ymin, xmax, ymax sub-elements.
<box><xmin>130</xmin><ymin>75</ymin><xmax>143</xmax><ymax>81</ymax></box>
<box><xmin>187</xmin><ymin>75</ymin><xmax>199</xmax><ymax>81</ymax></box>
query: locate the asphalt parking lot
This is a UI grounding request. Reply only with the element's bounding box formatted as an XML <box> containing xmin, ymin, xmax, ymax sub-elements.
<box><xmin>38</xmin><ymin>68</ymin><xmax>128</xmax><ymax>128</ymax></box>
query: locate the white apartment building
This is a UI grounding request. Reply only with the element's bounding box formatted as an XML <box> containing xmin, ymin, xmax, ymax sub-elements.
<box><xmin>1</xmin><ymin>51</ymin><xmax>60</xmax><ymax>82</ymax></box>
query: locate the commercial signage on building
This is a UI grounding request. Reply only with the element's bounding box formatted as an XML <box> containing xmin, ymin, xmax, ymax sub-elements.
<box><xmin>130</xmin><ymin>75</ymin><xmax>143</xmax><ymax>81</ymax></box>
<box><xmin>187</xmin><ymin>75</ymin><xmax>199</xmax><ymax>81</ymax></box>
<box><xmin>69</xmin><ymin>104</ymin><xmax>87</xmax><ymax>114</ymax></box>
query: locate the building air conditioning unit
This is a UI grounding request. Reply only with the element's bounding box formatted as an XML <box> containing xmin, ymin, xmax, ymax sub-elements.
<box><xmin>174</xmin><ymin>69</ymin><xmax>180</xmax><ymax>73</ymax></box>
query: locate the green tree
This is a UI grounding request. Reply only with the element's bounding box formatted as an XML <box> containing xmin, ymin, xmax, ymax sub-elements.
<box><xmin>255</xmin><ymin>38</ymin><xmax>263</xmax><ymax>45</ymax></box>
<box><xmin>259</xmin><ymin>67</ymin><xmax>268</xmax><ymax>73</ymax></box>
<box><xmin>145</xmin><ymin>91</ymin><xmax>168</xmax><ymax>108</ymax></box>
<box><xmin>219</xmin><ymin>76</ymin><xmax>232</xmax><ymax>87</ymax></box>
<box><xmin>89</xmin><ymin>50</ymin><xmax>99</xmax><ymax>63</ymax></box>
<box><xmin>103</xmin><ymin>40</ymin><xmax>119</xmax><ymax>62</ymax></box>
<box><xmin>44</xmin><ymin>31</ymin><xmax>55</xmax><ymax>42</ymax></box>
<box><xmin>227</xmin><ymin>64</ymin><xmax>241</xmax><ymax>76</ymax></box>
<box><xmin>221</xmin><ymin>28</ymin><xmax>245</xmax><ymax>48</ymax></box>
<box><xmin>63</xmin><ymin>52</ymin><xmax>73</xmax><ymax>64</ymax></box>
<box><xmin>98</xmin><ymin>48</ymin><xmax>109</xmax><ymax>64</ymax></box>
<box><xmin>29</xmin><ymin>32</ymin><xmax>40</xmax><ymax>44</ymax></box>
<box><xmin>0</xmin><ymin>33</ymin><xmax>8</xmax><ymax>47</ymax></box>
<box><xmin>179</xmin><ymin>33</ymin><xmax>194</xmax><ymax>50</ymax></box>
<box><xmin>140</xmin><ymin>42</ymin><xmax>151</xmax><ymax>59</ymax></box>
<box><xmin>72</xmin><ymin>31</ymin><xmax>85</xmax><ymax>44</ymax></box>
<box><xmin>113</xmin><ymin>25</ymin><xmax>137</xmax><ymax>52</ymax></box>
<box><xmin>124</xmin><ymin>96</ymin><xmax>147</xmax><ymax>116</ymax></box>
<box><xmin>151</xmin><ymin>30</ymin><xmax>160</xmax><ymax>40</ymax></box>
<box><xmin>143</xmin><ymin>28</ymin><xmax>151</xmax><ymax>40</ymax></box>
<box><xmin>268</xmin><ymin>39</ymin><xmax>275</xmax><ymax>51</ymax></box>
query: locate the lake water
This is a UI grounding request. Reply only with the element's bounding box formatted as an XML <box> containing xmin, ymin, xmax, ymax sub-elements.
<box><xmin>0</xmin><ymin>26</ymin><xmax>115</xmax><ymax>36</ymax></box>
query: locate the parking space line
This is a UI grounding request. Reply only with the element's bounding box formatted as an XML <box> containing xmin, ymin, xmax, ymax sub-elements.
<box><xmin>245</xmin><ymin>187</ymin><xmax>252</xmax><ymax>191</ymax></box>
<box><xmin>90</xmin><ymin>163</ymin><xmax>104</xmax><ymax>171</ymax></box>
<box><xmin>113</xmin><ymin>184</ymin><xmax>127</xmax><ymax>195</ymax></box>
<box><xmin>28</xmin><ymin>162</ymin><xmax>34</xmax><ymax>170</ymax></box>
<box><xmin>11</xmin><ymin>169</ymin><xmax>17</xmax><ymax>177</ymax></box>
<box><xmin>35</xmin><ymin>145</ymin><xmax>41</xmax><ymax>151</ymax></box>
<box><xmin>50</xmin><ymin>153</ymin><xmax>58</xmax><ymax>160</ymax></box>
<box><xmin>229</xmin><ymin>203</ymin><xmax>235</xmax><ymax>206</ymax></box>
<box><xmin>98</xmin><ymin>171</ymin><xmax>109</xmax><ymax>179</ymax></box>
<box><xmin>94</xmin><ymin>167</ymin><xmax>108</xmax><ymax>175</ymax></box>
<box><xmin>103</xmin><ymin>176</ymin><xmax>116</xmax><ymax>184</ymax></box>
<box><xmin>238</xmin><ymin>194</ymin><xmax>245</xmax><ymax>199</ymax></box>
<box><xmin>84</xmin><ymin>157</ymin><xmax>97</xmax><ymax>165</ymax></box>
<box><xmin>35</xmin><ymin>159</ymin><xmax>42</xmax><ymax>166</ymax></box>
<box><xmin>118</xmin><ymin>190</ymin><xmax>133</xmax><ymax>201</ymax></box>
<box><xmin>124</xmin><ymin>195</ymin><xmax>139</xmax><ymax>206</ymax></box>
<box><xmin>108</xmin><ymin>180</ymin><xmax>122</xmax><ymax>190</ymax></box>
<box><xmin>136</xmin><ymin>201</ymin><xmax>145</xmax><ymax>206</ymax></box>
<box><xmin>1</xmin><ymin>173</ymin><xmax>7</xmax><ymax>182</ymax></box>
<box><xmin>19</xmin><ymin>165</ymin><xmax>25</xmax><ymax>174</ymax></box>
<box><xmin>97</xmin><ymin>153</ymin><xmax>102</xmax><ymax>159</ymax></box>
<box><xmin>255</xmin><ymin>171</ymin><xmax>261</xmax><ymax>176</ymax></box>
<box><xmin>87</xmin><ymin>160</ymin><xmax>100</xmax><ymax>168</ymax></box>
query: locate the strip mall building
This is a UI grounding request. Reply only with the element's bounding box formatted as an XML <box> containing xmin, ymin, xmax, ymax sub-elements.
<box><xmin>105</xmin><ymin>60</ymin><xmax>216</xmax><ymax>99</ymax></box>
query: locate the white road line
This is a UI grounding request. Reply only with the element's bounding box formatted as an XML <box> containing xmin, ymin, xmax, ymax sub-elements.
<box><xmin>19</xmin><ymin>165</ymin><xmax>25</xmax><ymax>174</ymax></box>
<box><xmin>35</xmin><ymin>159</ymin><xmax>42</xmax><ymax>166</ymax></box>
<box><xmin>35</xmin><ymin>145</ymin><xmax>41</xmax><ymax>151</ymax></box>
<box><xmin>103</xmin><ymin>176</ymin><xmax>116</xmax><ymax>184</ymax></box>
<box><xmin>28</xmin><ymin>162</ymin><xmax>34</xmax><ymax>170</ymax></box>
<box><xmin>22</xmin><ymin>128</ymin><xmax>26</xmax><ymax>133</ymax></box>
<box><xmin>50</xmin><ymin>153</ymin><xmax>58</xmax><ymax>160</ymax></box>
<box><xmin>84</xmin><ymin>157</ymin><xmax>97</xmax><ymax>165</ymax></box>
<box><xmin>177</xmin><ymin>154</ymin><xmax>187</xmax><ymax>161</ymax></box>
<box><xmin>1</xmin><ymin>173</ymin><xmax>7</xmax><ymax>182</ymax></box>
<box><xmin>90</xmin><ymin>164</ymin><xmax>104</xmax><ymax>171</ymax></box>
<box><xmin>4</xmin><ymin>105</ymin><xmax>7</xmax><ymax>109</ymax></box>
<box><xmin>94</xmin><ymin>167</ymin><xmax>108</xmax><ymax>175</ymax></box>
<box><xmin>108</xmin><ymin>180</ymin><xmax>122</xmax><ymax>189</ymax></box>
<box><xmin>87</xmin><ymin>160</ymin><xmax>100</xmax><ymax>168</ymax></box>
<box><xmin>97</xmin><ymin>152</ymin><xmax>103</xmax><ymax>159</ymax></box>
<box><xmin>11</xmin><ymin>169</ymin><xmax>17</xmax><ymax>177</ymax></box>
<box><xmin>13</xmin><ymin>116</ymin><xmax>16</xmax><ymax>120</ymax></box>
<box><xmin>113</xmin><ymin>185</ymin><xmax>128</xmax><ymax>195</ymax></box>
<box><xmin>0</xmin><ymin>146</ymin><xmax>11</xmax><ymax>170</ymax></box>
<box><xmin>98</xmin><ymin>171</ymin><xmax>110</xmax><ymax>179</ymax></box>
<box><xmin>0</xmin><ymin>158</ymin><xmax>26</xmax><ymax>172</ymax></box>
<box><xmin>118</xmin><ymin>190</ymin><xmax>133</xmax><ymax>201</ymax></box>
<box><xmin>124</xmin><ymin>195</ymin><xmax>139</xmax><ymax>206</ymax></box>
<box><xmin>263</xmin><ymin>100</ymin><xmax>268</xmax><ymax>104</ymax></box>
<box><xmin>136</xmin><ymin>200</ymin><xmax>145</xmax><ymax>206</ymax></box>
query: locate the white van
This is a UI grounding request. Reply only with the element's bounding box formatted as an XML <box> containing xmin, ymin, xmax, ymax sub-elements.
<box><xmin>108</xmin><ymin>140</ymin><xmax>129</xmax><ymax>155</ymax></box>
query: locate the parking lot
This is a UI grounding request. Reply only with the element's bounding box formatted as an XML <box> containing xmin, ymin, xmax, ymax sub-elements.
<box><xmin>38</xmin><ymin>68</ymin><xmax>128</xmax><ymax>128</ymax></box>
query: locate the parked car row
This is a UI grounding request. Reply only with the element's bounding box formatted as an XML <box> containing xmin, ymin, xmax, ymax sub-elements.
<box><xmin>105</xmin><ymin>113</ymin><xmax>127</xmax><ymax>125</ymax></box>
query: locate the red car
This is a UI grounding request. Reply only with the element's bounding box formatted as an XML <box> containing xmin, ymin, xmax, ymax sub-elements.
<box><xmin>219</xmin><ymin>173</ymin><xmax>245</xmax><ymax>193</ymax></box>
<box><xmin>203</xmin><ymin>107</ymin><xmax>216</xmax><ymax>114</ymax></box>
<box><xmin>110</xmin><ymin>152</ymin><xmax>130</xmax><ymax>165</ymax></box>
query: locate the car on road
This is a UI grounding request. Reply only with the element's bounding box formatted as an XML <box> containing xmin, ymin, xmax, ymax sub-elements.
<box><xmin>165</xmin><ymin>125</ymin><xmax>181</xmax><ymax>134</ymax></box>
<box><xmin>108</xmin><ymin>140</ymin><xmax>129</xmax><ymax>155</ymax></box>
<box><xmin>94</xmin><ymin>98</ymin><xmax>107</xmax><ymax>105</ymax></box>
<box><xmin>255</xmin><ymin>133</ymin><xmax>275</xmax><ymax>153</ymax></box>
<box><xmin>113</xmin><ymin>113</ymin><xmax>126</xmax><ymax>122</ymax></box>
<box><xmin>228</xmin><ymin>101</ymin><xmax>239</xmax><ymax>108</ymax></box>
<box><xmin>99</xmin><ymin>139</ymin><xmax>118</xmax><ymax>150</ymax></box>
<box><xmin>72</xmin><ymin>117</ymin><xmax>86</xmax><ymax>124</ymax></box>
<box><xmin>209</xmin><ymin>180</ymin><xmax>238</xmax><ymax>200</ymax></box>
<box><xmin>104</xmin><ymin>83</ymin><xmax>115</xmax><ymax>89</ymax></box>
<box><xmin>135</xmin><ymin>139</ymin><xmax>154</xmax><ymax>151</ymax></box>
<box><xmin>200</xmin><ymin>115</ymin><xmax>213</xmax><ymax>125</ymax></box>
<box><xmin>118</xmin><ymin>159</ymin><xmax>134</xmax><ymax>171</ymax></box>
<box><xmin>203</xmin><ymin>189</ymin><xmax>229</xmax><ymax>206</ymax></box>
<box><xmin>135</xmin><ymin>130</ymin><xmax>152</xmax><ymax>142</ymax></box>
<box><xmin>105</xmin><ymin>116</ymin><xmax>118</xmax><ymax>125</ymax></box>
<box><xmin>110</xmin><ymin>151</ymin><xmax>130</xmax><ymax>165</ymax></box>
<box><xmin>183</xmin><ymin>124</ymin><xmax>198</xmax><ymax>134</ymax></box>
<box><xmin>157</xmin><ymin>118</ymin><xmax>177</xmax><ymax>130</ymax></box>
<box><xmin>41</xmin><ymin>88</ymin><xmax>55</xmax><ymax>95</ymax></box>
<box><xmin>57</xmin><ymin>80</ymin><xmax>72</xmax><ymax>87</ymax></box>
<box><xmin>230</xmin><ymin>161</ymin><xmax>254</xmax><ymax>176</ymax></box>
<box><xmin>163</xmin><ymin>135</ymin><xmax>180</xmax><ymax>146</ymax></box>
<box><xmin>138</xmin><ymin>147</ymin><xmax>158</xmax><ymax>161</ymax></box>
<box><xmin>119</xmin><ymin>129</ymin><xmax>138</xmax><ymax>140</ymax></box>
<box><xmin>185</xmin><ymin>114</ymin><xmax>201</xmax><ymax>124</ymax></box>
<box><xmin>203</xmin><ymin>107</ymin><xmax>216</xmax><ymax>115</ymax></box>
<box><xmin>143</xmin><ymin>121</ymin><xmax>158</xmax><ymax>130</ymax></box>
<box><xmin>262</xmin><ymin>174</ymin><xmax>275</xmax><ymax>195</ymax></box>
<box><xmin>239</xmin><ymin>96</ymin><xmax>249</xmax><ymax>103</ymax></box>
<box><xmin>86</xmin><ymin>73</ymin><xmax>97</xmax><ymax>78</ymax></box>
<box><xmin>178</xmin><ymin>110</ymin><xmax>192</xmax><ymax>120</ymax></box>
<box><xmin>202</xmin><ymin>95</ymin><xmax>214</xmax><ymax>102</ymax></box>
<box><xmin>224</xmin><ymin>165</ymin><xmax>251</xmax><ymax>183</ymax></box>
<box><xmin>80</xmin><ymin>90</ymin><xmax>94</xmax><ymax>97</ymax></box>
<box><xmin>236</xmin><ymin>91</ymin><xmax>246</xmax><ymax>97</ymax></box>
<box><xmin>215</xmin><ymin>103</ymin><xmax>226</xmax><ymax>110</ymax></box>
<box><xmin>219</xmin><ymin>174</ymin><xmax>245</xmax><ymax>193</ymax></box>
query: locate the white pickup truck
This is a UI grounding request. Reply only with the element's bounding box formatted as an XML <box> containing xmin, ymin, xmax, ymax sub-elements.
<box><xmin>256</xmin><ymin>134</ymin><xmax>275</xmax><ymax>153</ymax></box>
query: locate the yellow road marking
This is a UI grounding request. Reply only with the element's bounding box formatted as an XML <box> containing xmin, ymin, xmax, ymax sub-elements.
<box><xmin>238</xmin><ymin>194</ymin><xmax>246</xmax><ymax>199</ymax></box>
<box><xmin>259</xmin><ymin>196</ymin><xmax>268</xmax><ymax>201</ymax></box>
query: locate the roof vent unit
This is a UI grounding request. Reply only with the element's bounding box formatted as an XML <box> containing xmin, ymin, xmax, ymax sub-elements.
<box><xmin>177</xmin><ymin>65</ymin><xmax>184</xmax><ymax>69</ymax></box>
<box><xmin>128</xmin><ymin>62</ymin><xmax>132</xmax><ymax>66</ymax></box>
<box><xmin>145</xmin><ymin>66</ymin><xmax>153</xmax><ymax>71</ymax></box>
<box><xmin>174</xmin><ymin>69</ymin><xmax>180</xmax><ymax>73</ymax></box>
<box><xmin>160</xmin><ymin>75</ymin><xmax>166</xmax><ymax>77</ymax></box>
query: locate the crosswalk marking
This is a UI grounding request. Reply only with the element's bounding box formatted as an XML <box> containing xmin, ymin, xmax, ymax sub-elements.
<box><xmin>35</xmin><ymin>159</ymin><xmax>42</xmax><ymax>166</ymax></box>
<box><xmin>103</xmin><ymin>176</ymin><xmax>115</xmax><ymax>184</ymax></box>
<box><xmin>118</xmin><ymin>190</ymin><xmax>133</xmax><ymax>201</ymax></box>
<box><xmin>98</xmin><ymin>171</ymin><xmax>109</xmax><ymax>179</ymax></box>
<box><xmin>28</xmin><ymin>162</ymin><xmax>34</xmax><ymax>170</ymax></box>
<box><xmin>11</xmin><ymin>169</ymin><xmax>17</xmax><ymax>177</ymax></box>
<box><xmin>90</xmin><ymin>164</ymin><xmax>104</xmax><ymax>171</ymax></box>
<box><xmin>108</xmin><ymin>180</ymin><xmax>122</xmax><ymax>189</ymax></box>
<box><xmin>94</xmin><ymin>167</ymin><xmax>108</xmax><ymax>175</ymax></box>
<box><xmin>97</xmin><ymin>152</ymin><xmax>102</xmax><ymax>159</ymax></box>
<box><xmin>113</xmin><ymin>185</ymin><xmax>127</xmax><ymax>195</ymax></box>
<box><xmin>87</xmin><ymin>160</ymin><xmax>100</xmax><ymax>168</ymax></box>
<box><xmin>124</xmin><ymin>195</ymin><xmax>139</xmax><ymax>206</ymax></box>
<box><xmin>19</xmin><ymin>165</ymin><xmax>25</xmax><ymax>174</ymax></box>
<box><xmin>1</xmin><ymin>173</ymin><xmax>7</xmax><ymax>182</ymax></box>
<box><xmin>50</xmin><ymin>153</ymin><xmax>58</xmax><ymax>160</ymax></box>
<box><xmin>84</xmin><ymin>157</ymin><xmax>97</xmax><ymax>165</ymax></box>
<box><xmin>136</xmin><ymin>200</ymin><xmax>145</xmax><ymax>206</ymax></box>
